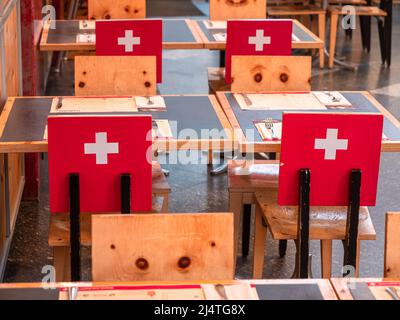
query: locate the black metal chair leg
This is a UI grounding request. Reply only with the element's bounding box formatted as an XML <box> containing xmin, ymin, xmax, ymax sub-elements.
<box><xmin>279</xmin><ymin>240</ymin><xmax>288</xmax><ymax>258</ymax></box>
<box><xmin>242</xmin><ymin>204</ymin><xmax>252</xmax><ymax>258</ymax></box>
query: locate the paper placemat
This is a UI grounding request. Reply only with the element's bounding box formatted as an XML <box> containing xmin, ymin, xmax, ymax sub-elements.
<box><xmin>234</xmin><ymin>93</ymin><xmax>327</xmax><ymax>110</ymax></box>
<box><xmin>79</xmin><ymin>20</ymin><xmax>96</xmax><ymax>30</ymax></box>
<box><xmin>254</xmin><ymin>119</ymin><xmax>282</xmax><ymax>140</ymax></box>
<box><xmin>59</xmin><ymin>285</ymin><xmax>204</xmax><ymax>300</ymax></box>
<box><xmin>213</xmin><ymin>32</ymin><xmax>227</xmax><ymax>42</ymax></box>
<box><xmin>135</xmin><ymin>96</ymin><xmax>167</xmax><ymax>111</ymax></box>
<box><xmin>76</xmin><ymin>33</ymin><xmax>96</xmax><ymax>43</ymax></box>
<box><xmin>50</xmin><ymin>97</ymin><xmax>138</xmax><ymax>113</ymax></box>
<box><xmin>313</xmin><ymin>91</ymin><xmax>352</xmax><ymax>107</ymax></box>
<box><xmin>153</xmin><ymin>119</ymin><xmax>173</xmax><ymax>139</ymax></box>
<box><xmin>203</xmin><ymin>20</ymin><xmax>227</xmax><ymax>30</ymax></box>
<box><xmin>292</xmin><ymin>33</ymin><xmax>300</xmax><ymax>42</ymax></box>
<box><xmin>202</xmin><ymin>284</ymin><xmax>258</xmax><ymax>300</ymax></box>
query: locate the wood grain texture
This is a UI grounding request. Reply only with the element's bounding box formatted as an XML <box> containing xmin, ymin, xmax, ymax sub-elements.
<box><xmin>88</xmin><ymin>0</ymin><xmax>146</xmax><ymax>20</ymax></box>
<box><xmin>92</xmin><ymin>213</ymin><xmax>234</xmax><ymax>281</ymax></box>
<box><xmin>74</xmin><ymin>56</ymin><xmax>156</xmax><ymax>96</ymax></box>
<box><xmin>209</xmin><ymin>0</ymin><xmax>266</xmax><ymax>20</ymax></box>
<box><xmin>255</xmin><ymin>191</ymin><xmax>376</xmax><ymax>240</ymax></box>
<box><xmin>384</xmin><ymin>212</ymin><xmax>400</xmax><ymax>278</ymax></box>
<box><xmin>231</xmin><ymin>56</ymin><xmax>312</xmax><ymax>92</ymax></box>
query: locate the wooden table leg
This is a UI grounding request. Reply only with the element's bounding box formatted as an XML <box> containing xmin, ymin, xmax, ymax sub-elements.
<box><xmin>53</xmin><ymin>246</ymin><xmax>71</xmax><ymax>282</ymax></box>
<box><xmin>242</xmin><ymin>204</ymin><xmax>252</xmax><ymax>258</ymax></box>
<box><xmin>318</xmin><ymin>13</ymin><xmax>326</xmax><ymax>68</ymax></box>
<box><xmin>252</xmin><ymin>204</ymin><xmax>267</xmax><ymax>279</ymax></box>
<box><xmin>161</xmin><ymin>195</ymin><xmax>169</xmax><ymax>213</ymax></box>
<box><xmin>329</xmin><ymin>13</ymin><xmax>339</xmax><ymax>69</ymax></box>
<box><xmin>229</xmin><ymin>192</ymin><xmax>242</xmax><ymax>257</ymax></box>
<box><xmin>355</xmin><ymin>239</ymin><xmax>361</xmax><ymax>277</ymax></box>
<box><xmin>320</xmin><ymin>239</ymin><xmax>332</xmax><ymax>278</ymax></box>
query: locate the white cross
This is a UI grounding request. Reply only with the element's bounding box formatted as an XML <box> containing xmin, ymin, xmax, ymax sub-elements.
<box><xmin>117</xmin><ymin>30</ymin><xmax>141</xmax><ymax>52</ymax></box>
<box><xmin>248</xmin><ymin>29</ymin><xmax>271</xmax><ymax>51</ymax></box>
<box><xmin>84</xmin><ymin>132</ymin><xmax>119</xmax><ymax>165</ymax></box>
<box><xmin>314</xmin><ymin>128</ymin><xmax>348</xmax><ymax>160</ymax></box>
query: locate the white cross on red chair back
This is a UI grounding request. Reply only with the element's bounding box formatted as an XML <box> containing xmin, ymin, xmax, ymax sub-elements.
<box><xmin>225</xmin><ymin>19</ymin><xmax>293</xmax><ymax>84</ymax></box>
<box><xmin>278</xmin><ymin>113</ymin><xmax>383</xmax><ymax>206</ymax></box>
<box><xmin>48</xmin><ymin>115</ymin><xmax>153</xmax><ymax>213</ymax></box>
<box><xmin>96</xmin><ymin>19</ymin><xmax>162</xmax><ymax>82</ymax></box>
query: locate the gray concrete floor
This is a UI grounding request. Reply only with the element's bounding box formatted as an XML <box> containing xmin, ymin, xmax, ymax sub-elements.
<box><xmin>3</xmin><ymin>1</ymin><xmax>400</xmax><ymax>282</ymax></box>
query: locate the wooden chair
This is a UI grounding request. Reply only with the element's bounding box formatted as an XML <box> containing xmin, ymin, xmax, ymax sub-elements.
<box><xmin>209</xmin><ymin>0</ymin><xmax>267</xmax><ymax>21</ymax></box>
<box><xmin>91</xmin><ymin>213</ymin><xmax>234</xmax><ymax>281</ymax></box>
<box><xmin>209</xmin><ymin>55</ymin><xmax>312</xmax><ymax>93</ymax></box>
<box><xmin>252</xmin><ymin>190</ymin><xmax>376</xmax><ymax>278</ymax></box>
<box><xmin>327</xmin><ymin>5</ymin><xmax>388</xmax><ymax>68</ymax></box>
<box><xmin>267</xmin><ymin>4</ymin><xmax>326</xmax><ymax>68</ymax></box>
<box><xmin>48</xmin><ymin>162</ymin><xmax>171</xmax><ymax>281</ymax></box>
<box><xmin>74</xmin><ymin>55</ymin><xmax>157</xmax><ymax>96</ymax></box>
<box><xmin>88</xmin><ymin>0</ymin><xmax>146</xmax><ymax>20</ymax></box>
<box><xmin>384</xmin><ymin>212</ymin><xmax>400</xmax><ymax>278</ymax></box>
<box><xmin>228</xmin><ymin>160</ymin><xmax>279</xmax><ymax>258</ymax></box>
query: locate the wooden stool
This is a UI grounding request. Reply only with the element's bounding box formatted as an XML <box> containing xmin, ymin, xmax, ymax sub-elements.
<box><xmin>267</xmin><ymin>5</ymin><xmax>326</xmax><ymax>68</ymax></box>
<box><xmin>228</xmin><ymin>160</ymin><xmax>279</xmax><ymax>257</ymax></box>
<box><xmin>328</xmin><ymin>5</ymin><xmax>387</xmax><ymax>68</ymax></box>
<box><xmin>48</xmin><ymin>162</ymin><xmax>171</xmax><ymax>281</ymax></box>
<box><xmin>252</xmin><ymin>190</ymin><xmax>376</xmax><ymax>279</ymax></box>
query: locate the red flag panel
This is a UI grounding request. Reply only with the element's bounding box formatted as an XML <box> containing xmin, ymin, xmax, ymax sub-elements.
<box><xmin>278</xmin><ymin>113</ymin><xmax>383</xmax><ymax>206</ymax></box>
<box><xmin>96</xmin><ymin>19</ymin><xmax>162</xmax><ymax>82</ymax></box>
<box><xmin>225</xmin><ymin>19</ymin><xmax>293</xmax><ymax>84</ymax></box>
<box><xmin>48</xmin><ymin>115</ymin><xmax>153</xmax><ymax>213</ymax></box>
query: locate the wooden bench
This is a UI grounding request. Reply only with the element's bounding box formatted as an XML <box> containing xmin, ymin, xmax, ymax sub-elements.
<box><xmin>48</xmin><ymin>162</ymin><xmax>170</xmax><ymax>281</ymax></box>
<box><xmin>384</xmin><ymin>212</ymin><xmax>400</xmax><ymax>278</ymax></box>
<box><xmin>253</xmin><ymin>190</ymin><xmax>376</xmax><ymax>278</ymax></box>
<box><xmin>87</xmin><ymin>0</ymin><xmax>146</xmax><ymax>20</ymax></box>
<box><xmin>328</xmin><ymin>5</ymin><xmax>387</xmax><ymax>68</ymax></box>
<box><xmin>267</xmin><ymin>5</ymin><xmax>326</xmax><ymax>68</ymax></box>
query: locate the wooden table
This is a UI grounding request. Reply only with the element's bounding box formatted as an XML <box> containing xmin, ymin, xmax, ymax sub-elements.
<box><xmin>194</xmin><ymin>19</ymin><xmax>323</xmax><ymax>51</ymax></box>
<box><xmin>331</xmin><ymin>278</ymin><xmax>400</xmax><ymax>300</ymax></box>
<box><xmin>0</xmin><ymin>95</ymin><xmax>234</xmax><ymax>153</ymax></box>
<box><xmin>216</xmin><ymin>91</ymin><xmax>400</xmax><ymax>153</ymax></box>
<box><xmin>0</xmin><ymin>279</ymin><xmax>337</xmax><ymax>300</ymax></box>
<box><xmin>40</xmin><ymin>19</ymin><xmax>204</xmax><ymax>51</ymax></box>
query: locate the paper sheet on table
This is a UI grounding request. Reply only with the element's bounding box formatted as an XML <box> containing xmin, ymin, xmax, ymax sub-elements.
<box><xmin>234</xmin><ymin>93</ymin><xmax>327</xmax><ymax>110</ymax></box>
<box><xmin>76</xmin><ymin>33</ymin><xmax>96</xmax><ymax>43</ymax></box>
<box><xmin>202</xmin><ymin>284</ymin><xmax>258</xmax><ymax>300</ymax></box>
<box><xmin>79</xmin><ymin>20</ymin><xmax>96</xmax><ymax>30</ymax></box>
<box><xmin>203</xmin><ymin>20</ymin><xmax>227</xmax><ymax>30</ymax></box>
<box><xmin>153</xmin><ymin>120</ymin><xmax>173</xmax><ymax>139</ymax></box>
<box><xmin>213</xmin><ymin>32</ymin><xmax>227</xmax><ymax>42</ymax></box>
<box><xmin>292</xmin><ymin>33</ymin><xmax>300</xmax><ymax>42</ymax></box>
<box><xmin>59</xmin><ymin>286</ymin><xmax>204</xmax><ymax>300</ymax></box>
<box><xmin>313</xmin><ymin>91</ymin><xmax>352</xmax><ymax>107</ymax></box>
<box><xmin>135</xmin><ymin>96</ymin><xmax>167</xmax><ymax>111</ymax></box>
<box><xmin>50</xmin><ymin>97</ymin><xmax>138</xmax><ymax>113</ymax></box>
<box><xmin>254</xmin><ymin>121</ymin><xmax>282</xmax><ymax>141</ymax></box>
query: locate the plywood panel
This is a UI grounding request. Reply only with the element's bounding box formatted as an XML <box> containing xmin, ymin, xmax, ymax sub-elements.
<box><xmin>231</xmin><ymin>55</ymin><xmax>311</xmax><ymax>92</ymax></box>
<box><xmin>92</xmin><ymin>213</ymin><xmax>235</xmax><ymax>281</ymax></box>
<box><xmin>210</xmin><ymin>0</ymin><xmax>266</xmax><ymax>20</ymax></box>
<box><xmin>3</xmin><ymin>6</ymin><xmax>19</xmax><ymax>97</ymax></box>
<box><xmin>75</xmin><ymin>55</ymin><xmax>156</xmax><ymax>96</ymax></box>
<box><xmin>384</xmin><ymin>212</ymin><xmax>400</xmax><ymax>278</ymax></box>
<box><xmin>88</xmin><ymin>0</ymin><xmax>146</xmax><ymax>20</ymax></box>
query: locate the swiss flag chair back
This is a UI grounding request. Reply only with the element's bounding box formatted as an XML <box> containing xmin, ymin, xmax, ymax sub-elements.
<box><xmin>209</xmin><ymin>0</ymin><xmax>266</xmax><ymax>21</ymax></box>
<box><xmin>48</xmin><ymin>115</ymin><xmax>153</xmax><ymax>214</ymax></box>
<box><xmin>88</xmin><ymin>0</ymin><xmax>146</xmax><ymax>20</ymax></box>
<box><xmin>74</xmin><ymin>19</ymin><xmax>162</xmax><ymax>96</ymax></box>
<box><xmin>226</xmin><ymin>19</ymin><xmax>311</xmax><ymax>92</ymax></box>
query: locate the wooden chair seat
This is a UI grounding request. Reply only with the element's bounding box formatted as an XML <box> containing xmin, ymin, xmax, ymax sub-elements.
<box><xmin>228</xmin><ymin>160</ymin><xmax>279</xmax><ymax>192</ymax></box>
<box><xmin>328</xmin><ymin>5</ymin><xmax>387</xmax><ymax>16</ymax></box>
<box><xmin>255</xmin><ymin>191</ymin><xmax>376</xmax><ymax>240</ymax></box>
<box><xmin>268</xmin><ymin>5</ymin><xmax>326</xmax><ymax>15</ymax></box>
<box><xmin>49</xmin><ymin>197</ymin><xmax>165</xmax><ymax>247</ymax></box>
